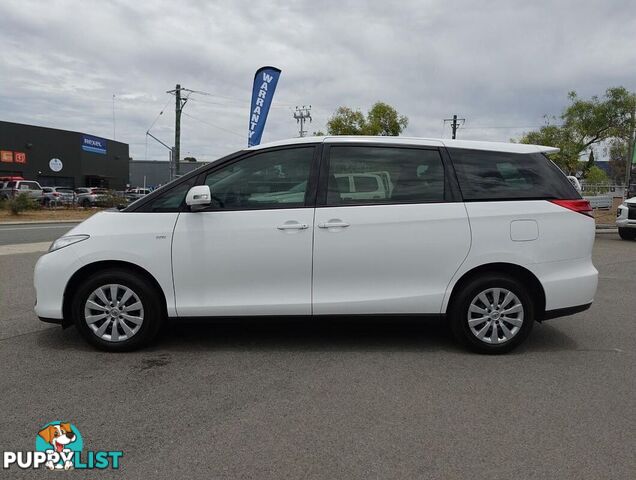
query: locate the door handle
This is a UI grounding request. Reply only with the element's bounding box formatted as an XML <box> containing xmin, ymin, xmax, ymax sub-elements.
<box><xmin>318</xmin><ymin>221</ymin><xmax>350</xmax><ymax>228</ymax></box>
<box><xmin>277</xmin><ymin>222</ymin><xmax>309</xmax><ymax>230</ymax></box>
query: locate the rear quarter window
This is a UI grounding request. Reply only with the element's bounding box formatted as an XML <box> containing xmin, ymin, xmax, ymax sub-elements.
<box><xmin>447</xmin><ymin>148</ymin><xmax>579</xmax><ymax>201</ymax></box>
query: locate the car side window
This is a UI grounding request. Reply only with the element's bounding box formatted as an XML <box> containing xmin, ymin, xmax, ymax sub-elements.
<box><xmin>325</xmin><ymin>146</ymin><xmax>445</xmax><ymax>205</ymax></box>
<box><xmin>144</xmin><ymin>179</ymin><xmax>195</xmax><ymax>212</ymax></box>
<box><xmin>203</xmin><ymin>147</ymin><xmax>314</xmax><ymax>210</ymax></box>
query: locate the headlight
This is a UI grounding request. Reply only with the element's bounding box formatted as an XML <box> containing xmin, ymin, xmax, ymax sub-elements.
<box><xmin>49</xmin><ymin>234</ymin><xmax>90</xmax><ymax>252</ymax></box>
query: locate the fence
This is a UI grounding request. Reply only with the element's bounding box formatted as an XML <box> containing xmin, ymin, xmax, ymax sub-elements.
<box><xmin>580</xmin><ymin>184</ymin><xmax>625</xmax><ymax>196</ymax></box>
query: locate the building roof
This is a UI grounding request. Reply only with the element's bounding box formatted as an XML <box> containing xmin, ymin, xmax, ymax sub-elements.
<box><xmin>247</xmin><ymin>135</ymin><xmax>559</xmax><ymax>154</ymax></box>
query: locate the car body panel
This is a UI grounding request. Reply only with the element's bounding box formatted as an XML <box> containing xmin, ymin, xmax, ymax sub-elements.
<box><xmin>34</xmin><ymin>211</ymin><xmax>180</xmax><ymax>318</ymax></box>
<box><xmin>172</xmin><ymin>209</ymin><xmax>314</xmax><ymax>316</ymax></box>
<box><xmin>313</xmin><ymin>203</ymin><xmax>471</xmax><ymax>314</ymax></box>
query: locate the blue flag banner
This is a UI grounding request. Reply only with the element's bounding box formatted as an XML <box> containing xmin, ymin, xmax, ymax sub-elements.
<box><xmin>248</xmin><ymin>66</ymin><xmax>281</xmax><ymax>147</ymax></box>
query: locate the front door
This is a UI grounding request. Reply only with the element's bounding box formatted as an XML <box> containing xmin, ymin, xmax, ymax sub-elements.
<box><xmin>172</xmin><ymin>146</ymin><xmax>317</xmax><ymax>317</ymax></box>
<box><xmin>312</xmin><ymin>144</ymin><xmax>471</xmax><ymax>315</ymax></box>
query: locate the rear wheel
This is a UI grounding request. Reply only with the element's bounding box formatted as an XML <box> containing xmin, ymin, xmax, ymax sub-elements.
<box><xmin>71</xmin><ymin>269</ymin><xmax>163</xmax><ymax>351</ymax></box>
<box><xmin>449</xmin><ymin>273</ymin><xmax>534</xmax><ymax>354</ymax></box>
<box><xmin>618</xmin><ymin>227</ymin><xmax>636</xmax><ymax>240</ymax></box>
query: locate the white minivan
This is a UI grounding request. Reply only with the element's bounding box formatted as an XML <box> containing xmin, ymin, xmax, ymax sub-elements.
<box><xmin>34</xmin><ymin>136</ymin><xmax>598</xmax><ymax>353</ymax></box>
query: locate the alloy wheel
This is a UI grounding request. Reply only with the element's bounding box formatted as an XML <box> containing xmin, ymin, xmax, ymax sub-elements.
<box><xmin>84</xmin><ymin>284</ymin><xmax>144</xmax><ymax>342</ymax></box>
<box><xmin>467</xmin><ymin>287</ymin><xmax>524</xmax><ymax>344</ymax></box>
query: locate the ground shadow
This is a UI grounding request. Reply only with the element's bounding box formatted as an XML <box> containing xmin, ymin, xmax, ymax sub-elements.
<box><xmin>35</xmin><ymin>314</ymin><xmax>579</xmax><ymax>355</ymax></box>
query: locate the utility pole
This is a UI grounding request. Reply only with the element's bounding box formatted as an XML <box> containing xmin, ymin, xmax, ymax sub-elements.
<box><xmin>625</xmin><ymin>101</ymin><xmax>635</xmax><ymax>194</ymax></box>
<box><xmin>293</xmin><ymin>106</ymin><xmax>312</xmax><ymax>137</ymax></box>
<box><xmin>167</xmin><ymin>84</ymin><xmax>189</xmax><ymax>176</ymax></box>
<box><xmin>444</xmin><ymin>114</ymin><xmax>466</xmax><ymax>139</ymax></box>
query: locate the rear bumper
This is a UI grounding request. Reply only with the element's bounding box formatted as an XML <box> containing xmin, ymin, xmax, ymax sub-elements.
<box><xmin>529</xmin><ymin>257</ymin><xmax>598</xmax><ymax>311</ymax></box>
<box><xmin>541</xmin><ymin>302</ymin><xmax>591</xmax><ymax>321</ymax></box>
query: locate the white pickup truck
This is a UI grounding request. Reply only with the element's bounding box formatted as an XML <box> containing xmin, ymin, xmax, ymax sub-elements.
<box><xmin>616</xmin><ymin>197</ymin><xmax>636</xmax><ymax>240</ymax></box>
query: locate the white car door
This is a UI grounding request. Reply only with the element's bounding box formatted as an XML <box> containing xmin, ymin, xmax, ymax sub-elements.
<box><xmin>172</xmin><ymin>146</ymin><xmax>317</xmax><ymax>317</ymax></box>
<box><xmin>312</xmin><ymin>143</ymin><xmax>471</xmax><ymax>315</ymax></box>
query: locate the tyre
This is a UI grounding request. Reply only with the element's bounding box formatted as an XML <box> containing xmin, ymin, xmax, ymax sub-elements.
<box><xmin>71</xmin><ymin>268</ymin><xmax>164</xmax><ymax>351</ymax></box>
<box><xmin>81</xmin><ymin>199</ymin><xmax>90</xmax><ymax>208</ymax></box>
<box><xmin>449</xmin><ymin>273</ymin><xmax>535</xmax><ymax>354</ymax></box>
<box><xmin>618</xmin><ymin>227</ymin><xmax>636</xmax><ymax>240</ymax></box>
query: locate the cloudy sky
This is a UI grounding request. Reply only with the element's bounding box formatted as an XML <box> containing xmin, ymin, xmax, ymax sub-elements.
<box><xmin>1</xmin><ymin>0</ymin><xmax>635</xmax><ymax>162</ymax></box>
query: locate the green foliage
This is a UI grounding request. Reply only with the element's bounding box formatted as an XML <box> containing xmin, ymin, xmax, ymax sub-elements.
<box><xmin>518</xmin><ymin>87</ymin><xmax>636</xmax><ymax>174</ymax></box>
<box><xmin>584</xmin><ymin>166</ymin><xmax>610</xmax><ymax>194</ymax></box>
<box><xmin>327</xmin><ymin>102</ymin><xmax>408</xmax><ymax>136</ymax></box>
<box><xmin>5</xmin><ymin>193</ymin><xmax>40</xmax><ymax>215</ymax></box>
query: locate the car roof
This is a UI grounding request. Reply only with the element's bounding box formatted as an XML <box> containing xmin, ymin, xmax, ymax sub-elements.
<box><xmin>246</xmin><ymin>136</ymin><xmax>559</xmax><ymax>154</ymax></box>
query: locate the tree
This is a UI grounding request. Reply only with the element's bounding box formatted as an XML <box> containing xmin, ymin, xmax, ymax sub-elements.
<box><xmin>518</xmin><ymin>87</ymin><xmax>636</xmax><ymax>174</ymax></box>
<box><xmin>584</xmin><ymin>165</ymin><xmax>610</xmax><ymax>194</ymax></box>
<box><xmin>183</xmin><ymin>156</ymin><xmax>197</xmax><ymax>162</ymax></box>
<box><xmin>326</xmin><ymin>102</ymin><xmax>408</xmax><ymax>136</ymax></box>
<box><xmin>583</xmin><ymin>149</ymin><xmax>595</xmax><ymax>176</ymax></box>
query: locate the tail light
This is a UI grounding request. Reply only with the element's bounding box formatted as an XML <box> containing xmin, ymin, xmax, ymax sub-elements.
<box><xmin>550</xmin><ymin>199</ymin><xmax>593</xmax><ymax>217</ymax></box>
<box><xmin>53</xmin><ymin>192</ymin><xmax>60</xmax><ymax>197</ymax></box>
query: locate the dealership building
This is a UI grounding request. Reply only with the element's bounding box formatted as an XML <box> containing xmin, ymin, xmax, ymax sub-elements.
<box><xmin>0</xmin><ymin>121</ymin><xmax>129</xmax><ymax>189</ymax></box>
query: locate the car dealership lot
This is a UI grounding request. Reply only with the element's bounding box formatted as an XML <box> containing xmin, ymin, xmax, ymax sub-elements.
<box><xmin>1</xmin><ymin>234</ymin><xmax>634</xmax><ymax>479</ymax></box>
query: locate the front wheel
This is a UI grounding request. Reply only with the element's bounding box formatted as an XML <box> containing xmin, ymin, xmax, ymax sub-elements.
<box><xmin>618</xmin><ymin>227</ymin><xmax>636</xmax><ymax>240</ymax></box>
<box><xmin>449</xmin><ymin>273</ymin><xmax>535</xmax><ymax>354</ymax></box>
<box><xmin>71</xmin><ymin>269</ymin><xmax>163</xmax><ymax>351</ymax></box>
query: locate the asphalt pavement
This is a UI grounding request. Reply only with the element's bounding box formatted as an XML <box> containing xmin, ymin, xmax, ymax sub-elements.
<box><xmin>0</xmin><ymin>234</ymin><xmax>634</xmax><ymax>479</ymax></box>
<box><xmin>0</xmin><ymin>222</ymin><xmax>78</xmax><ymax>246</ymax></box>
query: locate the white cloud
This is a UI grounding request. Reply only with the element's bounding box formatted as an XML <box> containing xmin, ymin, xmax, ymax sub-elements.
<box><xmin>0</xmin><ymin>0</ymin><xmax>635</xmax><ymax>161</ymax></box>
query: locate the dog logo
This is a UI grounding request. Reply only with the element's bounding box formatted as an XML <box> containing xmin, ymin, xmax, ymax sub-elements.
<box><xmin>35</xmin><ymin>422</ymin><xmax>83</xmax><ymax>470</ymax></box>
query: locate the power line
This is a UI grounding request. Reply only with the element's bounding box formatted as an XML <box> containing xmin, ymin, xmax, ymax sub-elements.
<box><xmin>181</xmin><ymin>112</ymin><xmax>245</xmax><ymax>138</ymax></box>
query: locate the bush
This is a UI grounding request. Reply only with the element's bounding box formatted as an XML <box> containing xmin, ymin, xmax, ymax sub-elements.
<box><xmin>5</xmin><ymin>193</ymin><xmax>40</xmax><ymax>215</ymax></box>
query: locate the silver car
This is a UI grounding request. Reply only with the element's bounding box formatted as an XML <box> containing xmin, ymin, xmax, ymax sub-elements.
<box><xmin>42</xmin><ymin>187</ymin><xmax>75</xmax><ymax>206</ymax></box>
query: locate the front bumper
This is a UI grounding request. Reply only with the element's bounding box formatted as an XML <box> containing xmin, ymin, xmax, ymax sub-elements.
<box><xmin>34</xmin><ymin>245</ymin><xmax>82</xmax><ymax>320</ymax></box>
<box><xmin>616</xmin><ymin>204</ymin><xmax>636</xmax><ymax>228</ymax></box>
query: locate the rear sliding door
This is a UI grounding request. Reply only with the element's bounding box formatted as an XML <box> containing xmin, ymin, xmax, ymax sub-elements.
<box><xmin>312</xmin><ymin>144</ymin><xmax>471</xmax><ymax>315</ymax></box>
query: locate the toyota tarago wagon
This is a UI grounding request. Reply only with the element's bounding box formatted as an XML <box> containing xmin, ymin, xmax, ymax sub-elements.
<box><xmin>34</xmin><ymin>136</ymin><xmax>598</xmax><ymax>353</ymax></box>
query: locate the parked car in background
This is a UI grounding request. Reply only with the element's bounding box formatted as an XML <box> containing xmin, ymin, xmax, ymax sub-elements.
<box><xmin>35</xmin><ymin>136</ymin><xmax>598</xmax><ymax>354</ymax></box>
<box><xmin>42</xmin><ymin>187</ymin><xmax>75</xmax><ymax>206</ymax></box>
<box><xmin>0</xmin><ymin>180</ymin><xmax>43</xmax><ymax>201</ymax></box>
<box><xmin>125</xmin><ymin>188</ymin><xmax>151</xmax><ymax>203</ymax></box>
<box><xmin>75</xmin><ymin>188</ymin><xmax>109</xmax><ymax>207</ymax></box>
<box><xmin>616</xmin><ymin>196</ymin><xmax>636</xmax><ymax>240</ymax></box>
<box><xmin>567</xmin><ymin>176</ymin><xmax>582</xmax><ymax>194</ymax></box>
<box><xmin>0</xmin><ymin>176</ymin><xmax>24</xmax><ymax>191</ymax></box>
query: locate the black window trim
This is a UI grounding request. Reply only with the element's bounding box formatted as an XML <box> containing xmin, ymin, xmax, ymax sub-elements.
<box><xmin>316</xmin><ymin>142</ymin><xmax>462</xmax><ymax>208</ymax></box>
<box><xmin>127</xmin><ymin>143</ymin><xmax>322</xmax><ymax>213</ymax></box>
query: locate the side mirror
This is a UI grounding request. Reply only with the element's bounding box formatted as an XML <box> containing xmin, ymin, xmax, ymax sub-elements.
<box><xmin>185</xmin><ymin>185</ymin><xmax>212</xmax><ymax>210</ymax></box>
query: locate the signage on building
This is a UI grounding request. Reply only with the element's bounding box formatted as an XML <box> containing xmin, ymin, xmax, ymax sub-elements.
<box><xmin>1</xmin><ymin>150</ymin><xmax>13</xmax><ymax>163</ymax></box>
<box><xmin>14</xmin><ymin>152</ymin><xmax>27</xmax><ymax>164</ymax></box>
<box><xmin>49</xmin><ymin>158</ymin><xmax>63</xmax><ymax>172</ymax></box>
<box><xmin>82</xmin><ymin>134</ymin><xmax>107</xmax><ymax>155</ymax></box>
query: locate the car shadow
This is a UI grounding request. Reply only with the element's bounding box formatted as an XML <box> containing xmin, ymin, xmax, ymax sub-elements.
<box><xmin>158</xmin><ymin>315</ymin><xmax>461</xmax><ymax>353</ymax></box>
<box><xmin>35</xmin><ymin>315</ymin><xmax>579</xmax><ymax>354</ymax></box>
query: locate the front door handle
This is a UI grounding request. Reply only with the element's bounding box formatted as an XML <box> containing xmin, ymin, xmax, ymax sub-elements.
<box><xmin>277</xmin><ymin>222</ymin><xmax>309</xmax><ymax>230</ymax></box>
<box><xmin>318</xmin><ymin>220</ymin><xmax>350</xmax><ymax>228</ymax></box>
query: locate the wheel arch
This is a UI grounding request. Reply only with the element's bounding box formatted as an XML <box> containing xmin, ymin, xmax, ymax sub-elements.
<box><xmin>445</xmin><ymin>263</ymin><xmax>546</xmax><ymax>321</ymax></box>
<box><xmin>62</xmin><ymin>260</ymin><xmax>168</xmax><ymax>327</ymax></box>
